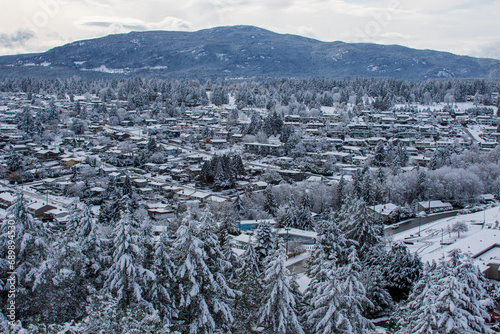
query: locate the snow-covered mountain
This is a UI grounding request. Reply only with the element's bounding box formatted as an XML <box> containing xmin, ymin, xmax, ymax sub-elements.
<box><xmin>1</xmin><ymin>25</ymin><xmax>500</xmax><ymax>80</ymax></box>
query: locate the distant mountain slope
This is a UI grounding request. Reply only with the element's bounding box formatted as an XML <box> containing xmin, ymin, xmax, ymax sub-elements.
<box><xmin>1</xmin><ymin>25</ymin><xmax>500</xmax><ymax>80</ymax></box>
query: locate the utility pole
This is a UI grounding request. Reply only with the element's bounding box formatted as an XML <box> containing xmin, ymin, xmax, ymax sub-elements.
<box><xmin>483</xmin><ymin>208</ymin><xmax>486</xmax><ymax>229</ymax></box>
<box><xmin>419</xmin><ymin>215</ymin><xmax>422</xmax><ymax>236</ymax></box>
<box><xmin>285</xmin><ymin>227</ymin><xmax>291</xmax><ymax>256</ymax></box>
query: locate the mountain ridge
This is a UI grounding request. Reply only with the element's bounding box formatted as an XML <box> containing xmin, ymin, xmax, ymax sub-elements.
<box><xmin>1</xmin><ymin>25</ymin><xmax>499</xmax><ymax>80</ymax></box>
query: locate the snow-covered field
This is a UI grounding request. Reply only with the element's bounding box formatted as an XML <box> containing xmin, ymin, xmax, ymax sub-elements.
<box><xmin>394</xmin><ymin>101</ymin><xmax>498</xmax><ymax>114</ymax></box>
<box><xmin>391</xmin><ymin>206</ymin><xmax>500</xmax><ymax>270</ymax></box>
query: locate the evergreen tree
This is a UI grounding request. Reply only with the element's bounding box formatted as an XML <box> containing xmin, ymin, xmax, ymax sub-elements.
<box><xmin>297</xmin><ymin>194</ymin><xmax>314</xmax><ymax>231</ymax></box>
<box><xmin>281</xmin><ymin>196</ymin><xmax>299</xmax><ymax>229</ymax></box>
<box><xmin>16</xmin><ymin>107</ymin><xmax>35</xmax><ymax>136</ymax></box>
<box><xmin>147</xmin><ymin>137</ymin><xmax>158</xmax><ymax>153</ymax></box>
<box><xmin>263</xmin><ymin>186</ymin><xmax>278</xmax><ymax>216</ymax></box>
<box><xmin>229</xmin><ymin>154</ymin><xmax>245</xmax><ymax>179</ymax></box>
<box><xmin>257</xmin><ymin>244</ymin><xmax>304</xmax><ymax>334</ymax></box>
<box><xmin>270</xmin><ymin>111</ymin><xmax>284</xmax><ymax>135</ymax></box>
<box><xmin>246</xmin><ymin>113</ymin><xmax>262</xmax><ymax>135</ymax></box>
<box><xmin>336</xmin><ymin>174</ymin><xmax>346</xmax><ymax>209</ymax></box>
<box><xmin>416</xmin><ymin>170</ymin><xmax>427</xmax><ymax>201</ymax></box>
<box><xmin>122</xmin><ymin>175</ymin><xmax>133</xmax><ymax>196</ymax></box>
<box><xmin>104</xmin><ymin>175</ymin><xmax>118</xmax><ymax>199</ymax></box>
<box><xmin>98</xmin><ymin>199</ymin><xmax>122</xmax><ymax>226</ymax></box>
<box><xmin>396</xmin><ymin>261</ymin><xmax>439</xmax><ymax>334</ymax></box>
<box><xmin>360</xmin><ymin>265</ymin><xmax>393</xmax><ymax>318</ymax></box>
<box><xmin>304</xmin><ymin>213</ymin><xmax>349</xmax><ymax>326</ymax></box>
<box><xmin>173</xmin><ymin>215</ymin><xmax>234</xmax><ymax>334</ymax></box>
<box><xmin>210</xmin><ymin>86</ymin><xmax>229</xmax><ymax>106</ymax></box>
<box><xmin>254</xmin><ymin>220</ymin><xmax>276</xmax><ymax>269</ymax></box>
<box><xmin>232</xmin><ymin>195</ymin><xmax>244</xmax><ymax>216</ymax></box>
<box><xmin>338</xmin><ymin>198</ymin><xmax>384</xmax><ymax>260</ymax></box>
<box><xmin>352</xmin><ymin>170</ymin><xmax>364</xmax><ymax>198</ymax></box>
<box><xmin>0</xmin><ymin>192</ymin><xmax>51</xmax><ymax>322</ymax></box>
<box><xmin>398</xmin><ymin>250</ymin><xmax>490</xmax><ymax>334</ymax></box>
<box><xmin>0</xmin><ymin>192</ymin><xmax>48</xmax><ymax>291</ymax></box>
<box><xmin>373</xmin><ymin>141</ymin><xmax>387</xmax><ymax>167</ymax></box>
<box><xmin>383</xmin><ymin>241</ymin><xmax>422</xmax><ymax>302</ymax></box>
<box><xmin>69</xmin><ymin>202</ymin><xmax>105</xmax><ymax>284</ymax></box>
<box><xmin>233</xmin><ymin>242</ymin><xmax>262</xmax><ymax>332</ymax></box>
<box><xmin>28</xmin><ymin>234</ymin><xmax>90</xmax><ymax>323</ymax></box>
<box><xmin>148</xmin><ymin>229</ymin><xmax>177</xmax><ymax>324</ymax></box>
<box><xmin>81</xmin><ymin>293</ymin><xmax>172</xmax><ymax>333</ymax></box>
<box><xmin>280</xmin><ymin>124</ymin><xmax>295</xmax><ymax>144</ymax></box>
<box><xmin>304</xmin><ymin>247</ymin><xmax>374</xmax><ymax>334</ymax></box>
<box><xmin>214</xmin><ymin>158</ymin><xmax>232</xmax><ymax>189</ymax></box>
<box><xmin>362</xmin><ymin>173</ymin><xmax>375</xmax><ymax>205</ymax></box>
<box><xmin>104</xmin><ymin>213</ymin><xmax>154</xmax><ymax>307</ymax></box>
<box><xmin>216</xmin><ymin>218</ymin><xmax>240</xmax><ymax>280</ymax></box>
<box><xmin>395</xmin><ymin>143</ymin><xmax>409</xmax><ymax>167</ymax></box>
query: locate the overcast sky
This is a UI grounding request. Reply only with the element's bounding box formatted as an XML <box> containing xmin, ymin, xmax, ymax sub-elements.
<box><xmin>1</xmin><ymin>0</ymin><xmax>499</xmax><ymax>59</ymax></box>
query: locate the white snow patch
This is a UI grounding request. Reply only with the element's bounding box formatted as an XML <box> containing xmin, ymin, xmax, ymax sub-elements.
<box><xmin>296</xmin><ymin>273</ymin><xmax>311</xmax><ymax>293</ymax></box>
<box><xmin>84</xmin><ymin>65</ymin><xmax>127</xmax><ymax>74</ymax></box>
<box><xmin>391</xmin><ymin>206</ymin><xmax>500</xmax><ymax>269</ymax></box>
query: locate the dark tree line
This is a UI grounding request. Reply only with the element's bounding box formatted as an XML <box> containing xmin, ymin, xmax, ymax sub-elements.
<box><xmin>200</xmin><ymin>153</ymin><xmax>245</xmax><ymax>189</ymax></box>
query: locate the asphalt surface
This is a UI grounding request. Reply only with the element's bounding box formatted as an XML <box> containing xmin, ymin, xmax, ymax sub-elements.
<box><xmin>384</xmin><ymin>211</ymin><xmax>460</xmax><ymax>236</ymax></box>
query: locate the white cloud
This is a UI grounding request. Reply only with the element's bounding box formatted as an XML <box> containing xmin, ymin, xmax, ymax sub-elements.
<box><xmin>0</xmin><ymin>29</ymin><xmax>35</xmax><ymax>48</ymax></box>
<box><xmin>297</xmin><ymin>26</ymin><xmax>316</xmax><ymax>39</ymax></box>
<box><xmin>75</xmin><ymin>16</ymin><xmax>148</xmax><ymax>30</ymax></box>
<box><xmin>0</xmin><ymin>0</ymin><xmax>499</xmax><ymax>60</ymax></box>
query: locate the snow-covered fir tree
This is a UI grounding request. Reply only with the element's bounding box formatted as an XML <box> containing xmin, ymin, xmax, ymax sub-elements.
<box><xmin>383</xmin><ymin>241</ymin><xmax>422</xmax><ymax>302</ymax></box>
<box><xmin>148</xmin><ymin>228</ymin><xmax>177</xmax><ymax>325</ymax></box>
<box><xmin>396</xmin><ymin>261</ymin><xmax>439</xmax><ymax>334</ymax></box>
<box><xmin>263</xmin><ymin>186</ymin><xmax>278</xmax><ymax>216</ymax></box>
<box><xmin>216</xmin><ymin>218</ymin><xmax>240</xmax><ymax>280</ymax></box>
<box><xmin>233</xmin><ymin>242</ymin><xmax>263</xmax><ymax>333</ymax></box>
<box><xmin>214</xmin><ymin>158</ymin><xmax>232</xmax><ymax>189</ymax></box>
<box><xmin>71</xmin><ymin>202</ymin><xmax>105</xmax><ymax>281</ymax></box>
<box><xmin>0</xmin><ymin>192</ymin><xmax>49</xmax><ymax>321</ymax></box>
<box><xmin>360</xmin><ymin>265</ymin><xmax>393</xmax><ymax>319</ymax></box>
<box><xmin>338</xmin><ymin>197</ymin><xmax>384</xmax><ymax>260</ymax></box>
<box><xmin>280</xmin><ymin>196</ymin><xmax>299</xmax><ymax>229</ymax></box>
<box><xmin>104</xmin><ymin>213</ymin><xmax>154</xmax><ymax>308</ymax></box>
<box><xmin>122</xmin><ymin>175</ymin><xmax>133</xmax><ymax>196</ymax></box>
<box><xmin>257</xmin><ymin>243</ymin><xmax>304</xmax><ymax>334</ymax></box>
<box><xmin>27</xmin><ymin>235</ymin><xmax>90</xmax><ymax>323</ymax></box>
<box><xmin>306</xmin><ymin>212</ymin><xmax>348</xmax><ymax>283</ymax></box>
<box><xmin>304</xmin><ymin>247</ymin><xmax>374</xmax><ymax>334</ymax></box>
<box><xmin>172</xmin><ymin>213</ymin><xmax>234</xmax><ymax>334</ymax></box>
<box><xmin>80</xmin><ymin>293</ymin><xmax>172</xmax><ymax>334</ymax></box>
<box><xmin>397</xmin><ymin>249</ymin><xmax>490</xmax><ymax>334</ymax></box>
<box><xmin>98</xmin><ymin>198</ymin><xmax>122</xmax><ymax>226</ymax></box>
<box><xmin>335</xmin><ymin>174</ymin><xmax>346</xmax><ymax>209</ymax></box>
<box><xmin>229</xmin><ymin>154</ymin><xmax>245</xmax><ymax>179</ymax></box>
<box><xmin>296</xmin><ymin>193</ymin><xmax>314</xmax><ymax>231</ymax></box>
<box><xmin>254</xmin><ymin>220</ymin><xmax>276</xmax><ymax>269</ymax></box>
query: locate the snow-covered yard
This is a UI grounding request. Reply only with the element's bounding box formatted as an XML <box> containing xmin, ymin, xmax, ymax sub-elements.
<box><xmin>391</xmin><ymin>206</ymin><xmax>500</xmax><ymax>270</ymax></box>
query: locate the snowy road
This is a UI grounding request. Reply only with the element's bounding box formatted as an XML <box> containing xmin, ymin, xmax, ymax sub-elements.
<box><xmin>385</xmin><ymin>211</ymin><xmax>459</xmax><ymax>236</ymax></box>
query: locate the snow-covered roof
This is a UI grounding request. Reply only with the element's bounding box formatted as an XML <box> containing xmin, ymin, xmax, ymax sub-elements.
<box><xmin>371</xmin><ymin>203</ymin><xmax>398</xmax><ymax>216</ymax></box>
<box><xmin>232</xmin><ymin>233</ymin><xmax>254</xmax><ymax>244</ymax></box>
<box><xmin>275</xmin><ymin>227</ymin><xmax>317</xmax><ymax>239</ymax></box>
<box><xmin>418</xmin><ymin>200</ymin><xmax>452</xmax><ymax>209</ymax></box>
<box><xmin>306</xmin><ymin>176</ymin><xmax>322</xmax><ymax>182</ymax></box>
<box><xmin>0</xmin><ymin>192</ymin><xmax>14</xmax><ymax>203</ymax></box>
